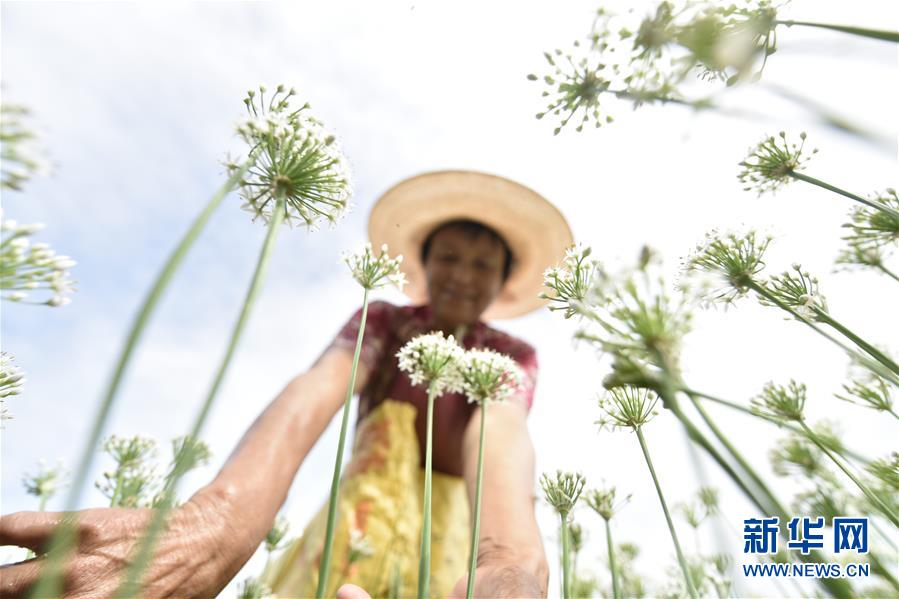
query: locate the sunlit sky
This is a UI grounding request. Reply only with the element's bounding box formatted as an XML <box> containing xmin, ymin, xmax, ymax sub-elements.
<box><xmin>1</xmin><ymin>1</ymin><xmax>897</xmax><ymax>596</ymax></box>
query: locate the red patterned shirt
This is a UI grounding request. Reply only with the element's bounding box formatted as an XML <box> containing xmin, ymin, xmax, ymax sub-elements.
<box><xmin>328</xmin><ymin>301</ymin><xmax>538</xmax><ymax>476</ymax></box>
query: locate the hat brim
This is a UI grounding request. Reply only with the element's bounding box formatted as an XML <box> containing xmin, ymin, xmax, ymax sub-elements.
<box><xmin>368</xmin><ymin>170</ymin><xmax>573</xmax><ymax>320</ymax></box>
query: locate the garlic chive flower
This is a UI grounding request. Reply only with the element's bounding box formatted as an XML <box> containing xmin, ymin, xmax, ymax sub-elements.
<box><xmin>597</xmin><ymin>386</ymin><xmax>661</xmax><ymax>431</ymax></box>
<box><xmin>684</xmin><ymin>230</ymin><xmax>771</xmax><ymax>305</ymax></box>
<box><xmin>751</xmin><ymin>380</ymin><xmax>806</xmax><ymax>422</ymax></box>
<box><xmin>540</xmin><ymin>470</ymin><xmax>586</xmax><ymax>516</ymax></box>
<box><xmin>1</xmin><ymin>102</ymin><xmax>50</xmax><ymax>191</ymax></box>
<box><xmin>836</xmin><ymin>376</ymin><xmax>895</xmax><ymax>416</ymax></box>
<box><xmin>347</xmin><ymin>528</ymin><xmax>374</xmax><ymax>565</ymax></box>
<box><xmin>167</xmin><ymin>435</ymin><xmax>212</xmax><ymax>479</ymax></box>
<box><xmin>738</xmin><ymin>131</ymin><xmax>817</xmax><ymax>196</ymax></box>
<box><xmin>458</xmin><ymin>348</ymin><xmax>523</xmax><ymax>405</ymax></box>
<box><xmin>23</xmin><ymin>460</ymin><xmax>66</xmax><ymax>509</ymax></box>
<box><xmin>236</xmin><ymin>578</ymin><xmax>274</xmax><ymax>599</ymax></box>
<box><xmin>341</xmin><ymin>243</ymin><xmax>406</xmax><ymax>291</ymax></box>
<box><xmin>770</xmin><ymin>432</ymin><xmax>823</xmax><ymax>478</ymax></box>
<box><xmin>866</xmin><ymin>453</ymin><xmax>899</xmax><ymax>491</ymax></box>
<box><xmin>541</xmin><ymin>244</ymin><xmax>604</xmax><ymax>318</ymax></box>
<box><xmin>1</xmin><ymin>214</ymin><xmax>76</xmax><ymax>306</ymax></box>
<box><xmin>584</xmin><ymin>484</ymin><xmax>631</xmax><ymax>521</ymax></box>
<box><xmin>528</xmin><ymin>45</ymin><xmax>613</xmax><ymax>134</ymax></box>
<box><xmin>265</xmin><ymin>515</ymin><xmax>291</xmax><ymax>553</ymax></box>
<box><xmin>96</xmin><ymin>435</ymin><xmax>159</xmax><ymax>508</ymax></box>
<box><xmin>697</xmin><ymin>486</ymin><xmax>719</xmax><ymax>516</ymax></box>
<box><xmin>759</xmin><ymin>264</ymin><xmax>827</xmax><ymax>320</ymax></box>
<box><xmin>0</xmin><ymin>351</ymin><xmax>25</xmax><ymax>400</ymax></box>
<box><xmin>837</xmin><ymin>189</ymin><xmax>899</xmax><ymax>274</ymax></box>
<box><xmin>396</xmin><ymin>332</ymin><xmax>464</xmax><ymax>395</ymax></box>
<box><xmin>0</xmin><ymin>352</ymin><xmax>24</xmax><ymax>423</ymax></box>
<box><xmin>229</xmin><ymin>85</ymin><xmax>351</xmax><ymax>230</ymax></box>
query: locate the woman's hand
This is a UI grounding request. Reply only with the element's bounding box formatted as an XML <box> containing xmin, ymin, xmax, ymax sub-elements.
<box><xmin>0</xmin><ymin>493</ymin><xmax>239</xmax><ymax>598</ymax></box>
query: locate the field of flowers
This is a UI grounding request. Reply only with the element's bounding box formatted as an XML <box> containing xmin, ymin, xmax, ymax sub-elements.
<box><xmin>1</xmin><ymin>1</ymin><xmax>896</xmax><ymax>597</ymax></box>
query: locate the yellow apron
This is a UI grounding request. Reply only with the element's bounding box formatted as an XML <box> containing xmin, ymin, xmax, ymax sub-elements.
<box><xmin>263</xmin><ymin>400</ymin><xmax>470</xmax><ymax>598</ymax></box>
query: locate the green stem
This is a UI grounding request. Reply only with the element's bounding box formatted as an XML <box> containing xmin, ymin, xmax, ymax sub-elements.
<box><xmin>775</xmin><ymin>20</ymin><xmax>899</xmax><ymax>43</ymax></box>
<box><xmin>799</xmin><ymin>421</ymin><xmax>899</xmax><ymax>527</ymax></box>
<box><xmin>417</xmin><ymin>384</ymin><xmax>438</xmax><ymax>599</ymax></box>
<box><xmin>31</xmin><ymin>157</ymin><xmax>254</xmax><ymax>599</ymax></box>
<box><xmin>604</xmin><ymin>519</ymin><xmax>620</xmax><ymax>599</ymax></box>
<box><xmin>316</xmin><ymin>287</ymin><xmax>370</xmax><ymax>599</ymax></box>
<box><xmin>876</xmin><ymin>263</ymin><xmax>899</xmax><ymax>283</ymax></box>
<box><xmin>635</xmin><ymin>426</ymin><xmax>699</xmax><ymax>599</ymax></box>
<box><xmin>114</xmin><ymin>194</ymin><xmax>286</xmax><ymax>598</ymax></box>
<box><xmin>687</xmin><ymin>395</ymin><xmax>788</xmax><ymax>518</ymax></box>
<box><xmin>790</xmin><ymin>172</ymin><xmax>899</xmax><ymax>220</ymax></box>
<box><xmin>560</xmin><ymin>512</ymin><xmax>571</xmax><ymax>599</ymax></box>
<box><xmin>815</xmin><ymin>310</ymin><xmax>899</xmax><ymax>377</ymax></box>
<box><xmin>465</xmin><ymin>403</ymin><xmax>488</xmax><ymax>599</ymax></box>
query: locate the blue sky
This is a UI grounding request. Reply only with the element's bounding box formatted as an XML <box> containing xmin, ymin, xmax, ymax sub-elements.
<box><xmin>2</xmin><ymin>1</ymin><xmax>897</xmax><ymax>595</ymax></box>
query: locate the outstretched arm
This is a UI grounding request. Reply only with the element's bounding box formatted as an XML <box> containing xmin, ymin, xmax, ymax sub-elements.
<box><xmin>451</xmin><ymin>400</ymin><xmax>549</xmax><ymax>598</ymax></box>
<box><xmin>0</xmin><ymin>347</ymin><xmax>364</xmax><ymax>598</ymax></box>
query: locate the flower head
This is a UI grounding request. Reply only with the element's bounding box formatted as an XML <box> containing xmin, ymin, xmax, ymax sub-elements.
<box><xmin>597</xmin><ymin>386</ymin><xmax>661</xmax><ymax>431</ymax></box>
<box><xmin>457</xmin><ymin>348</ymin><xmax>523</xmax><ymax>405</ymax></box>
<box><xmin>167</xmin><ymin>435</ymin><xmax>212</xmax><ymax>481</ymax></box>
<box><xmin>1</xmin><ymin>102</ymin><xmax>51</xmax><ymax>191</ymax></box>
<box><xmin>584</xmin><ymin>484</ymin><xmax>631</xmax><ymax>521</ymax></box>
<box><xmin>396</xmin><ymin>332</ymin><xmax>464</xmax><ymax>395</ymax></box>
<box><xmin>96</xmin><ymin>435</ymin><xmax>160</xmax><ymax>508</ymax></box>
<box><xmin>770</xmin><ymin>432</ymin><xmax>822</xmax><ymax>477</ymax></box>
<box><xmin>229</xmin><ymin>85</ymin><xmax>351</xmax><ymax>230</ymax></box>
<box><xmin>1</xmin><ymin>213</ymin><xmax>76</xmax><ymax>307</ymax></box>
<box><xmin>837</xmin><ymin>188</ymin><xmax>899</xmax><ymax>271</ymax></box>
<box><xmin>867</xmin><ymin>453</ymin><xmax>899</xmax><ymax>491</ymax></box>
<box><xmin>758</xmin><ymin>264</ymin><xmax>827</xmax><ymax>321</ymax></box>
<box><xmin>236</xmin><ymin>578</ymin><xmax>274</xmax><ymax>599</ymax></box>
<box><xmin>347</xmin><ymin>528</ymin><xmax>374</xmax><ymax>565</ymax></box>
<box><xmin>341</xmin><ymin>243</ymin><xmax>406</xmax><ymax>291</ymax></box>
<box><xmin>697</xmin><ymin>486</ymin><xmax>719</xmax><ymax>515</ymax></box>
<box><xmin>265</xmin><ymin>515</ymin><xmax>290</xmax><ymax>553</ymax></box>
<box><xmin>684</xmin><ymin>229</ymin><xmax>771</xmax><ymax>306</ymax></box>
<box><xmin>540</xmin><ymin>470</ymin><xmax>586</xmax><ymax>515</ymax></box>
<box><xmin>738</xmin><ymin>131</ymin><xmax>817</xmax><ymax>196</ymax></box>
<box><xmin>0</xmin><ymin>351</ymin><xmax>25</xmax><ymax>400</ymax></box>
<box><xmin>836</xmin><ymin>375</ymin><xmax>893</xmax><ymax>414</ymax></box>
<box><xmin>22</xmin><ymin>460</ymin><xmax>66</xmax><ymax>503</ymax></box>
<box><xmin>751</xmin><ymin>379</ymin><xmax>806</xmax><ymax>422</ymax></box>
<box><xmin>528</xmin><ymin>45</ymin><xmax>613</xmax><ymax>134</ymax></box>
<box><xmin>541</xmin><ymin>244</ymin><xmax>604</xmax><ymax>318</ymax></box>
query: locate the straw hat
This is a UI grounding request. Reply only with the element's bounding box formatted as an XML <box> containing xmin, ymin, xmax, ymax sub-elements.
<box><xmin>368</xmin><ymin>170</ymin><xmax>573</xmax><ymax>320</ymax></box>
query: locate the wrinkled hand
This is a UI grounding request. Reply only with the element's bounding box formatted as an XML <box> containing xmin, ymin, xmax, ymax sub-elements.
<box><xmin>0</xmin><ymin>495</ymin><xmax>237</xmax><ymax>598</ymax></box>
<box><xmin>448</xmin><ymin>562</ymin><xmax>545</xmax><ymax>599</ymax></box>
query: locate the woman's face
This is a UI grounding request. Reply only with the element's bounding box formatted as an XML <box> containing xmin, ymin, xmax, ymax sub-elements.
<box><xmin>423</xmin><ymin>226</ymin><xmax>507</xmax><ymax>329</ymax></box>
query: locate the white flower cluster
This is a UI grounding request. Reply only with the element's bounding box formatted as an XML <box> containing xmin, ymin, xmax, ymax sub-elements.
<box><xmin>341</xmin><ymin>243</ymin><xmax>406</xmax><ymax>291</ymax></box>
<box><xmin>229</xmin><ymin>85</ymin><xmax>352</xmax><ymax>231</ymax></box>
<box><xmin>396</xmin><ymin>332</ymin><xmax>464</xmax><ymax>395</ymax></box>
<box><xmin>1</xmin><ymin>103</ymin><xmax>51</xmax><ymax>191</ymax></box>
<box><xmin>458</xmin><ymin>348</ymin><xmax>523</xmax><ymax>405</ymax></box>
<box><xmin>541</xmin><ymin>244</ymin><xmax>604</xmax><ymax>319</ymax></box>
<box><xmin>540</xmin><ymin>470</ymin><xmax>586</xmax><ymax>515</ymax></box>
<box><xmin>1</xmin><ymin>214</ymin><xmax>76</xmax><ymax>307</ymax></box>
<box><xmin>347</xmin><ymin>528</ymin><xmax>374</xmax><ymax>564</ymax></box>
<box><xmin>1</xmin><ymin>351</ymin><xmax>25</xmax><ymax>422</ymax></box>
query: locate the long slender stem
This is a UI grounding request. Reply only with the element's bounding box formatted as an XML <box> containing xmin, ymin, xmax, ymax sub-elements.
<box><xmin>790</xmin><ymin>172</ymin><xmax>899</xmax><ymax>220</ymax></box>
<box><xmin>604</xmin><ymin>519</ymin><xmax>620</xmax><ymax>599</ymax></box>
<box><xmin>465</xmin><ymin>403</ymin><xmax>489</xmax><ymax>599</ymax></box>
<box><xmin>316</xmin><ymin>287</ymin><xmax>370</xmax><ymax>598</ymax></box>
<box><xmin>815</xmin><ymin>311</ymin><xmax>899</xmax><ymax>377</ymax></box>
<box><xmin>30</xmin><ymin>158</ymin><xmax>254</xmax><ymax>599</ymax></box>
<box><xmin>876</xmin><ymin>263</ymin><xmax>899</xmax><ymax>283</ymax></box>
<box><xmin>775</xmin><ymin>20</ymin><xmax>899</xmax><ymax>43</ymax></box>
<box><xmin>560</xmin><ymin>512</ymin><xmax>571</xmax><ymax>599</ymax></box>
<box><xmin>799</xmin><ymin>421</ymin><xmax>899</xmax><ymax>527</ymax></box>
<box><xmin>114</xmin><ymin>195</ymin><xmax>286</xmax><ymax>598</ymax></box>
<box><xmin>635</xmin><ymin>426</ymin><xmax>698</xmax><ymax>599</ymax></box>
<box><xmin>417</xmin><ymin>384</ymin><xmax>438</xmax><ymax>599</ymax></box>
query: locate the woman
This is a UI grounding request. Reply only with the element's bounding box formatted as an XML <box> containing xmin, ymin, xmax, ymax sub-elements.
<box><xmin>0</xmin><ymin>170</ymin><xmax>572</xmax><ymax>598</ymax></box>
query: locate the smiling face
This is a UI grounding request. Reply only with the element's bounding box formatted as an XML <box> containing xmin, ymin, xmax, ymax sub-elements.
<box><xmin>423</xmin><ymin>224</ymin><xmax>509</xmax><ymax>330</ymax></box>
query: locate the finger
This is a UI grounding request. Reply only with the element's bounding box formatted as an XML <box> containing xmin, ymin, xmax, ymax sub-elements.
<box><xmin>336</xmin><ymin>583</ymin><xmax>372</xmax><ymax>599</ymax></box>
<box><xmin>0</xmin><ymin>559</ymin><xmax>41</xmax><ymax>598</ymax></box>
<box><xmin>0</xmin><ymin>512</ymin><xmax>69</xmax><ymax>552</ymax></box>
